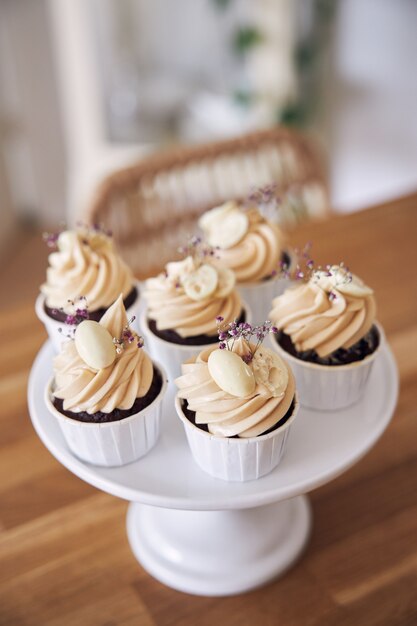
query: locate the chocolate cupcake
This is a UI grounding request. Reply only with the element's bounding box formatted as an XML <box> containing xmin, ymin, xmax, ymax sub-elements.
<box><xmin>268</xmin><ymin>264</ymin><xmax>383</xmax><ymax>411</ymax></box>
<box><xmin>36</xmin><ymin>226</ymin><xmax>140</xmax><ymax>351</ymax></box>
<box><xmin>45</xmin><ymin>295</ymin><xmax>167</xmax><ymax>466</ymax></box>
<box><xmin>199</xmin><ymin>199</ymin><xmax>293</xmax><ymax>321</ymax></box>
<box><xmin>174</xmin><ymin>321</ymin><xmax>298</xmax><ymax>482</ymax></box>
<box><xmin>141</xmin><ymin>238</ymin><xmax>249</xmax><ymax>380</ymax></box>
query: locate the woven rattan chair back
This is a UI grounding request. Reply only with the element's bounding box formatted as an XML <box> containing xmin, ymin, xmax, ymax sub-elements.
<box><xmin>86</xmin><ymin>128</ymin><xmax>329</xmax><ymax>279</ymax></box>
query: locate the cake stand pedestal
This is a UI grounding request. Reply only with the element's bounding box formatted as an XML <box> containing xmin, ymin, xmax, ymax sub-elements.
<box><xmin>127</xmin><ymin>496</ymin><xmax>310</xmax><ymax>596</ymax></box>
<box><xmin>28</xmin><ymin>342</ymin><xmax>398</xmax><ymax>596</ymax></box>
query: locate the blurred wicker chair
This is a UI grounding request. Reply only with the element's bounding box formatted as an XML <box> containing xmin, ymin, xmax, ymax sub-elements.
<box><xmin>86</xmin><ymin>127</ymin><xmax>329</xmax><ymax>279</ymax></box>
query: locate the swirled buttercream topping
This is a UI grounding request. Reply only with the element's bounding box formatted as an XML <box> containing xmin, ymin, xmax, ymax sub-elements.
<box><xmin>53</xmin><ymin>295</ymin><xmax>153</xmax><ymax>414</ymax></box>
<box><xmin>41</xmin><ymin>228</ymin><xmax>134</xmax><ymax>312</ymax></box>
<box><xmin>199</xmin><ymin>201</ymin><xmax>285</xmax><ymax>283</ymax></box>
<box><xmin>269</xmin><ymin>267</ymin><xmax>376</xmax><ymax>357</ymax></box>
<box><xmin>175</xmin><ymin>339</ymin><xmax>295</xmax><ymax>438</ymax></box>
<box><xmin>144</xmin><ymin>256</ymin><xmax>242</xmax><ymax>338</ymax></box>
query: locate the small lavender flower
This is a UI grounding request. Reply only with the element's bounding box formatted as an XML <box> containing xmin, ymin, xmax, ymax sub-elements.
<box><xmin>215</xmin><ymin>317</ymin><xmax>278</xmax><ymax>362</ymax></box>
<box><xmin>56</xmin><ymin>296</ymin><xmax>90</xmax><ymax>338</ymax></box>
<box><xmin>177</xmin><ymin>235</ymin><xmax>217</xmax><ymax>265</ymax></box>
<box><xmin>114</xmin><ymin>315</ymin><xmax>144</xmax><ymax>352</ymax></box>
<box><xmin>42</xmin><ymin>232</ymin><xmax>60</xmax><ymax>248</ymax></box>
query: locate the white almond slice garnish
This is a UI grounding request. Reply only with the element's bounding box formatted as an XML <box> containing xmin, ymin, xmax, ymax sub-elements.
<box><xmin>57</xmin><ymin>230</ymin><xmax>77</xmax><ymax>252</ymax></box>
<box><xmin>166</xmin><ymin>257</ymin><xmax>195</xmax><ymax>280</ymax></box>
<box><xmin>182</xmin><ymin>263</ymin><xmax>218</xmax><ymax>301</ymax></box>
<box><xmin>208</xmin><ymin>349</ymin><xmax>256</xmax><ymax>398</ymax></box>
<box><xmin>215</xmin><ymin>267</ymin><xmax>236</xmax><ymax>297</ymax></box>
<box><xmin>315</xmin><ymin>268</ymin><xmax>373</xmax><ymax>298</ymax></box>
<box><xmin>314</xmin><ymin>271</ymin><xmax>335</xmax><ymax>293</ymax></box>
<box><xmin>199</xmin><ymin>202</ymin><xmax>249</xmax><ymax>249</ymax></box>
<box><xmin>251</xmin><ymin>349</ymin><xmax>288</xmax><ymax>397</ymax></box>
<box><xmin>75</xmin><ymin>320</ymin><xmax>116</xmax><ymax>370</ymax></box>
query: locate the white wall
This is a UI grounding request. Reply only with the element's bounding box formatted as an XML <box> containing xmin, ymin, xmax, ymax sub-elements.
<box><xmin>330</xmin><ymin>0</ymin><xmax>417</xmax><ymax>211</ymax></box>
<box><xmin>0</xmin><ymin>0</ymin><xmax>66</xmax><ymax>227</ymax></box>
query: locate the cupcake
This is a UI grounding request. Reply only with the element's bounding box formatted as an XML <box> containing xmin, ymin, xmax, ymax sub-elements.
<box><xmin>198</xmin><ymin>199</ymin><xmax>293</xmax><ymax>321</ymax></box>
<box><xmin>141</xmin><ymin>237</ymin><xmax>248</xmax><ymax>380</ymax></box>
<box><xmin>268</xmin><ymin>264</ymin><xmax>382</xmax><ymax>411</ymax></box>
<box><xmin>175</xmin><ymin>321</ymin><xmax>298</xmax><ymax>482</ymax></box>
<box><xmin>36</xmin><ymin>225</ymin><xmax>140</xmax><ymax>351</ymax></box>
<box><xmin>44</xmin><ymin>294</ymin><xmax>167</xmax><ymax>467</ymax></box>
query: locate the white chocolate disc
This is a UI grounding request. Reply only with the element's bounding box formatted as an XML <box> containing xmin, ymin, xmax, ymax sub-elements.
<box><xmin>315</xmin><ymin>267</ymin><xmax>373</xmax><ymax>298</ymax></box>
<box><xmin>182</xmin><ymin>263</ymin><xmax>218</xmax><ymax>301</ymax></box>
<box><xmin>208</xmin><ymin>349</ymin><xmax>256</xmax><ymax>398</ymax></box>
<box><xmin>251</xmin><ymin>348</ymin><xmax>289</xmax><ymax>397</ymax></box>
<box><xmin>75</xmin><ymin>320</ymin><xmax>116</xmax><ymax>370</ymax></box>
<box><xmin>199</xmin><ymin>201</ymin><xmax>249</xmax><ymax>249</ymax></box>
<box><xmin>166</xmin><ymin>257</ymin><xmax>194</xmax><ymax>280</ymax></box>
<box><xmin>336</xmin><ymin>273</ymin><xmax>373</xmax><ymax>297</ymax></box>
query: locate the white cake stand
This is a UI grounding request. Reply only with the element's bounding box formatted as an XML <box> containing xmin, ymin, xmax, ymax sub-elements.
<box><xmin>28</xmin><ymin>342</ymin><xmax>398</xmax><ymax>596</ymax></box>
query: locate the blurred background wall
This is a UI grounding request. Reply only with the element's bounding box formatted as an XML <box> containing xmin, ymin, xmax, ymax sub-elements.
<box><xmin>0</xmin><ymin>0</ymin><xmax>416</xmax><ymax>245</ymax></box>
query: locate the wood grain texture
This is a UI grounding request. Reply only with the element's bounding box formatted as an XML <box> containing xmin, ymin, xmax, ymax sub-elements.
<box><xmin>0</xmin><ymin>193</ymin><xmax>416</xmax><ymax>626</ymax></box>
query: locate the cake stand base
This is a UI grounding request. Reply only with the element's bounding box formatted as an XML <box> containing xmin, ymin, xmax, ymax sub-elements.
<box><xmin>126</xmin><ymin>495</ymin><xmax>312</xmax><ymax>596</ymax></box>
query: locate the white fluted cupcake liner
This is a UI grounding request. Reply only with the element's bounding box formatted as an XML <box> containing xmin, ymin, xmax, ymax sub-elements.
<box><xmin>237</xmin><ymin>251</ymin><xmax>296</xmax><ymax>322</ymax></box>
<box><xmin>141</xmin><ymin>303</ymin><xmax>251</xmax><ymax>382</ymax></box>
<box><xmin>268</xmin><ymin>323</ymin><xmax>384</xmax><ymax>411</ymax></box>
<box><xmin>238</xmin><ymin>277</ymin><xmax>292</xmax><ymax>324</ymax></box>
<box><xmin>175</xmin><ymin>394</ymin><xmax>299</xmax><ymax>482</ymax></box>
<box><xmin>44</xmin><ymin>362</ymin><xmax>167</xmax><ymax>467</ymax></box>
<box><xmin>36</xmin><ymin>281</ymin><xmax>142</xmax><ymax>352</ymax></box>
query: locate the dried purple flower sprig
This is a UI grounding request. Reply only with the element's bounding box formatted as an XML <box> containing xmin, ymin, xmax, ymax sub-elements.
<box><xmin>43</xmin><ymin>223</ymin><xmax>112</xmax><ymax>250</ymax></box>
<box><xmin>42</xmin><ymin>231</ymin><xmax>61</xmax><ymax>248</ymax></box>
<box><xmin>56</xmin><ymin>296</ymin><xmax>89</xmax><ymax>338</ymax></box>
<box><xmin>246</xmin><ymin>183</ymin><xmax>282</xmax><ymax>223</ymax></box>
<box><xmin>113</xmin><ymin>315</ymin><xmax>144</xmax><ymax>353</ymax></box>
<box><xmin>76</xmin><ymin>221</ymin><xmax>113</xmax><ymax>238</ymax></box>
<box><xmin>178</xmin><ymin>235</ymin><xmax>219</xmax><ymax>265</ymax></box>
<box><xmin>215</xmin><ymin>316</ymin><xmax>278</xmax><ymax>364</ymax></box>
<box><xmin>274</xmin><ymin>242</ymin><xmax>353</xmax><ymax>301</ymax></box>
<box><xmin>247</xmin><ymin>182</ymin><xmax>281</xmax><ymax>207</ymax></box>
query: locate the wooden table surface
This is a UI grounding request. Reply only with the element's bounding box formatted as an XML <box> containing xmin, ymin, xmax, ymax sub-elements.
<box><xmin>1</xmin><ymin>192</ymin><xmax>417</xmax><ymax>626</ymax></box>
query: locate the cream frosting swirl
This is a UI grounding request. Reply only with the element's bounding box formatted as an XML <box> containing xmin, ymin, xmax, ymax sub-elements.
<box><xmin>199</xmin><ymin>201</ymin><xmax>286</xmax><ymax>283</ymax></box>
<box><xmin>269</xmin><ymin>267</ymin><xmax>376</xmax><ymax>357</ymax></box>
<box><xmin>41</xmin><ymin>228</ymin><xmax>134</xmax><ymax>312</ymax></box>
<box><xmin>53</xmin><ymin>295</ymin><xmax>153</xmax><ymax>414</ymax></box>
<box><xmin>144</xmin><ymin>256</ymin><xmax>242</xmax><ymax>338</ymax></box>
<box><xmin>175</xmin><ymin>339</ymin><xmax>295</xmax><ymax>438</ymax></box>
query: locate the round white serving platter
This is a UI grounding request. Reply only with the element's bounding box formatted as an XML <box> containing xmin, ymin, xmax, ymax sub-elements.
<box><xmin>28</xmin><ymin>341</ymin><xmax>398</xmax><ymax>596</ymax></box>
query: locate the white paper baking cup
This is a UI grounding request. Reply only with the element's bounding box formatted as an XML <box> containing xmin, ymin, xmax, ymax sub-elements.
<box><xmin>237</xmin><ymin>250</ymin><xmax>296</xmax><ymax>322</ymax></box>
<box><xmin>238</xmin><ymin>277</ymin><xmax>292</xmax><ymax>325</ymax></box>
<box><xmin>141</xmin><ymin>303</ymin><xmax>251</xmax><ymax>382</ymax></box>
<box><xmin>268</xmin><ymin>323</ymin><xmax>384</xmax><ymax>411</ymax></box>
<box><xmin>175</xmin><ymin>393</ymin><xmax>299</xmax><ymax>482</ymax></box>
<box><xmin>44</xmin><ymin>362</ymin><xmax>167</xmax><ymax>467</ymax></box>
<box><xmin>35</xmin><ymin>281</ymin><xmax>142</xmax><ymax>352</ymax></box>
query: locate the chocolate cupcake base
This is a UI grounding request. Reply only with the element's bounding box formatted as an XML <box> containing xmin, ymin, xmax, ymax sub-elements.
<box><xmin>175</xmin><ymin>393</ymin><xmax>299</xmax><ymax>481</ymax></box>
<box><xmin>45</xmin><ymin>286</ymin><xmax>139</xmax><ymax>323</ymax></box>
<box><xmin>270</xmin><ymin>323</ymin><xmax>384</xmax><ymax>411</ymax></box>
<box><xmin>275</xmin><ymin>325</ymin><xmax>380</xmax><ymax>367</ymax></box>
<box><xmin>45</xmin><ymin>363</ymin><xmax>167</xmax><ymax>467</ymax></box>
<box><xmin>148</xmin><ymin>310</ymin><xmax>247</xmax><ymax>346</ymax></box>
